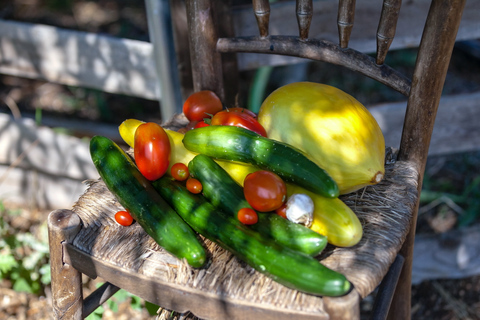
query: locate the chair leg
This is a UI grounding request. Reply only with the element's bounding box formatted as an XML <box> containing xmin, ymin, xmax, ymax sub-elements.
<box><xmin>386</xmin><ymin>203</ymin><xmax>420</xmax><ymax>320</ymax></box>
<box><xmin>48</xmin><ymin>209</ymin><xmax>83</xmax><ymax>320</ymax></box>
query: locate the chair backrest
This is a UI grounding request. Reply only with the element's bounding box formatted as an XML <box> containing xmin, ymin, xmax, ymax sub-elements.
<box><xmin>185</xmin><ymin>0</ymin><xmax>465</xmax><ymax>176</ymax></box>
<box><xmin>184</xmin><ymin>1</ymin><xmax>465</xmax><ymax>317</ymax></box>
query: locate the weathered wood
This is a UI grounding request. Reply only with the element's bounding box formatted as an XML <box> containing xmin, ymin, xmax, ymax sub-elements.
<box><xmin>185</xmin><ymin>0</ymin><xmax>225</xmax><ymax>100</ymax></box>
<box><xmin>296</xmin><ymin>0</ymin><xmax>313</xmax><ymax>40</ymax></box>
<box><xmin>231</xmin><ymin>0</ymin><xmax>480</xmax><ymax>70</ymax></box>
<box><xmin>48</xmin><ymin>209</ymin><xmax>83</xmax><ymax>320</ymax></box>
<box><xmin>217</xmin><ymin>36</ymin><xmax>412</xmax><ymax>96</ymax></box>
<box><xmin>337</xmin><ymin>0</ymin><xmax>356</xmax><ymax>48</ymax></box>
<box><xmin>391</xmin><ymin>1</ymin><xmax>467</xmax><ymax>319</ymax></box>
<box><xmin>0</xmin><ymin>20</ymin><xmax>159</xmax><ymax>100</ymax></box>
<box><xmin>1</xmin><ymin>0</ymin><xmax>479</xmax><ymax>94</ymax></box>
<box><xmin>83</xmin><ymin>282</ymin><xmax>120</xmax><ymax>317</ymax></box>
<box><xmin>370</xmin><ymin>255</ymin><xmax>405</xmax><ymax>319</ymax></box>
<box><xmin>144</xmin><ymin>0</ymin><xmax>183</xmax><ymax>121</ymax></box>
<box><xmin>376</xmin><ymin>0</ymin><xmax>403</xmax><ymax>65</ymax></box>
<box><xmin>253</xmin><ymin>0</ymin><xmax>270</xmax><ymax>37</ymax></box>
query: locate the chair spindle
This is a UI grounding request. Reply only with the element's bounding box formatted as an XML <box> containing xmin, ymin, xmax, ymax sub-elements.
<box><xmin>376</xmin><ymin>0</ymin><xmax>402</xmax><ymax>65</ymax></box>
<box><xmin>337</xmin><ymin>0</ymin><xmax>356</xmax><ymax>48</ymax></box>
<box><xmin>296</xmin><ymin>0</ymin><xmax>313</xmax><ymax>40</ymax></box>
<box><xmin>253</xmin><ymin>0</ymin><xmax>270</xmax><ymax>38</ymax></box>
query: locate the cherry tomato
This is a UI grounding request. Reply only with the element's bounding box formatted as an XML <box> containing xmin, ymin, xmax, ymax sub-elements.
<box><xmin>275</xmin><ymin>203</ymin><xmax>288</xmax><ymax>219</ymax></box>
<box><xmin>226</xmin><ymin>107</ymin><xmax>257</xmax><ymax>119</ymax></box>
<box><xmin>237</xmin><ymin>208</ymin><xmax>258</xmax><ymax>225</ymax></box>
<box><xmin>171</xmin><ymin>162</ymin><xmax>189</xmax><ymax>181</ymax></box>
<box><xmin>194</xmin><ymin>120</ymin><xmax>210</xmax><ymax>129</ymax></box>
<box><xmin>115</xmin><ymin>210</ymin><xmax>134</xmax><ymax>226</ymax></box>
<box><xmin>183</xmin><ymin>90</ymin><xmax>223</xmax><ymax>122</ymax></box>
<box><xmin>244</xmin><ymin>170</ymin><xmax>287</xmax><ymax>212</ymax></box>
<box><xmin>211</xmin><ymin>110</ymin><xmax>267</xmax><ymax>137</ymax></box>
<box><xmin>134</xmin><ymin>122</ymin><xmax>171</xmax><ymax>181</ymax></box>
<box><xmin>186</xmin><ymin>178</ymin><xmax>203</xmax><ymax>194</ymax></box>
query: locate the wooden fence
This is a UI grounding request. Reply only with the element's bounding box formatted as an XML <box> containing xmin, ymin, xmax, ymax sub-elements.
<box><xmin>1</xmin><ymin>0</ymin><xmax>479</xmax><ymax>121</ymax></box>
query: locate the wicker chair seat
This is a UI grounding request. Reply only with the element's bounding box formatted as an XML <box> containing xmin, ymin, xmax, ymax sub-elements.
<box><xmin>61</xmin><ymin>154</ymin><xmax>418</xmax><ymax>320</ymax></box>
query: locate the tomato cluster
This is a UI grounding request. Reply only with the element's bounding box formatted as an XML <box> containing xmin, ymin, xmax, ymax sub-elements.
<box><xmin>182</xmin><ymin>90</ymin><xmax>267</xmax><ymax>137</ymax></box>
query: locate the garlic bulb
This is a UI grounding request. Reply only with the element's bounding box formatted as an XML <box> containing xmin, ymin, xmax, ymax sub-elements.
<box><xmin>285</xmin><ymin>194</ymin><xmax>314</xmax><ymax>227</ymax></box>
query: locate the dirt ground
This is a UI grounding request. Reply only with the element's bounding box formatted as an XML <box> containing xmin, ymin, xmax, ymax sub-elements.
<box><xmin>1</xmin><ymin>1</ymin><xmax>480</xmax><ymax>319</ymax></box>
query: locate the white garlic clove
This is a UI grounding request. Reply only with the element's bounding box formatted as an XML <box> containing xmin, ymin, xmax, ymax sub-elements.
<box><xmin>285</xmin><ymin>193</ymin><xmax>314</xmax><ymax>227</ymax></box>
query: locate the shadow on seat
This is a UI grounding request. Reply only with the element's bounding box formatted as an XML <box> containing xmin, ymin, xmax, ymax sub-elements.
<box><xmin>47</xmin><ymin>0</ymin><xmax>466</xmax><ymax>319</ymax></box>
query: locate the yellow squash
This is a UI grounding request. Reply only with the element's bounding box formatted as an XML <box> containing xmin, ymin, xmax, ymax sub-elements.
<box><xmin>258</xmin><ymin>82</ymin><xmax>385</xmax><ymax>194</ymax></box>
<box><xmin>119</xmin><ymin>119</ymin><xmax>362</xmax><ymax>247</ymax></box>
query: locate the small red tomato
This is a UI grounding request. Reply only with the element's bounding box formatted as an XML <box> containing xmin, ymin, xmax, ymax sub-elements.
<box><xmin>210</xmin><ymin>110</ymin><xmax>267</xmax><ymax>137</ymax></box>
<box><xmin>194</xmin><ymin>120</ymin><xmax>210</xmax><ymax>129</ymax></box>
<box><xmin>237</xmin><ymin>208</ymin><xmax>258</xmax><ymax>225</ymax></box>
<box><xmin>226</xmin><ymin>107</ymin><xmax>257</xmax><ymax>119</ymax></box>
<box><xmin>275</xmin><ymin>203</ymin><xmax>288</xmax><ymax>219</ymax></box>
<box><xmin>244</xmin><ymin>170</ymin><xmax>287</xmax><ymax>212</ymax></box>
<box><xmin>186</xmin><ymin>178</ymin><xmax>203</xmax><ymax>194</ymax></box>
<box><xmin>134</xmin><ymin>122</ymin><xmax>171</xmax><ymax>181</ymax></box>
<box><xmin>171</xmin><ymin>162</ymin><xmax>189</xmax><ymax>181</ymax></box>
<box><xmin>115</xmin><ymin>210</ymin><xmax>134</xmax><ymax>226</ymax></box>
<box><xmin>183</xmin><ymin>90</ymin><xmax>223</xmax><ymax>122</ymax></box>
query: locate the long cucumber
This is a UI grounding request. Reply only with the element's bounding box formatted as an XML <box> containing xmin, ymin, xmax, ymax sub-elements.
<box><xmin>188</xmin><ymin>154</ymin><xmax>327</xmax><ymax>256</ymax></box>
<box><xmin>152</xmin><ymin>176</ymin><xmax>351</xmax><ymax>297</ymax></box>
<box><xmin>182</xmin><ymin>126</ymin><xmax>339</xmax><ymax>198</ymax></box>
<box><xmin>89</xmin><ymin>136</ymin><xmax>206</xmax><ymax>268</ymax></box>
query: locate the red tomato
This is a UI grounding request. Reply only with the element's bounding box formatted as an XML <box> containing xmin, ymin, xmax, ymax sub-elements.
<box><xmin>237</xmin><ymin>208</ymin><xmax>258</xmax><ymax>225</ymax></box>
<box><xmin>275</xmin><ymin>203</ymin><xmax>288</xmax><ymax>219</ymax></box>
<box><xmin>183</xmin><ymin>90</ymin><xmax>223</xmax><ymax>122</ymax></box>
<box><xmin>186</xmin><ymin>178</ymin><xmax>203</xmax><ymax>194</ymax></box>
<box><xmin>210</xmin><ymin>110</ymin><xmax>267</xmax><ymax>137</ymax></box>
<box><xmin>194</xmin><ymin>120</ymin><xmax>210</xmax><ymax>129</ymax></box>
<box><xmin>244</xmin><ymin>170</ymin><xmax>287</xmax><ymax>212</ymax></box>
<box><xmin>171</xmin><ymin>163</ymin><xmax>189</xmax><ymax>181</ymax></box>
<box><xmin>226</xmin><ymin>107</ymin><xmax>257</xmax><ymax>119</ymax></box>
<box><xmin>134</xmin><ymin>122</ymin><xmax>171</xmax><ymax>181</ymax></box>
<box><xmin>115</xmin><ymin>210</ymin><xmax>134</xmax><ymax>226</ymax></box>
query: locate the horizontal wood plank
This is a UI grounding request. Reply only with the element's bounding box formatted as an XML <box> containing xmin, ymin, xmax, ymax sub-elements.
<box><xmin>0</xmin><ymin>20</ymin><xmax>160</xmax><ymax>100</ymax></box>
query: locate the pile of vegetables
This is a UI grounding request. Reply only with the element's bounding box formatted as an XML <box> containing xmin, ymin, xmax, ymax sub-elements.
<box><xmin>90</xmin><ymin>82</ymin><xmax>386</xmax><ymax>298</ymax></box>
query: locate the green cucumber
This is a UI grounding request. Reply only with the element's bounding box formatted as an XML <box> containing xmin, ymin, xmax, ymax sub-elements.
<box><xmin>182</xmin><ymin>126</ymin><xmax>339</xmax><ymax>198</ymax></box>
<box><xmin>89</xmin><ymin>136</ymin><xmax>206</xmax><ymax>268</ymax></box>
<box><xmin>152</xmin><ymin>176</ymin><xmax>351</xmax><ymax>297</ymax></box>
<box><xmin>188</xmin><ymin>154</ymin><xmax>327</xmax><ymax>256</ymax></box>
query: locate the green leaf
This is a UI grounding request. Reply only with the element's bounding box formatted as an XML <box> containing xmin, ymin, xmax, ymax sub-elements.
<box><xmin>130</xmin><ymin>295</ymin><xmax>142</xmax><ymax>311</ymax></box>
<box><xmin>12</xmin><ymin>277</ymin><xmax>34</xmax><ymax>293</ymax></box>
<box><xmin>145</xmin><ymin>300</ymin><xmax>160</xmax><ymax>316</ymax></box>
<box><xmin>0</xmin><ymin>254</ymin><xmax>18</xmax><ymax>275</ymax></box>
<box><xmin>39</xmin><ymin>264</ymin><xmax>51</xmax><ymax>285</ymax></box>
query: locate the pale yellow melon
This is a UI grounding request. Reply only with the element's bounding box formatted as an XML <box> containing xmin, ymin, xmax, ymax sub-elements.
<box><xmin>258</xmin><ymin>82</ymin><xmax>385</xmax><ymax>194</ymax></box>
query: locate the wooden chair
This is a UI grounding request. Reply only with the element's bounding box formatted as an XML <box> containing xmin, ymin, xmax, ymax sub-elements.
<box><xmin>47</xmin><ymin>0</ymin><xmax>466</xmax><ymax>319</ymax></box>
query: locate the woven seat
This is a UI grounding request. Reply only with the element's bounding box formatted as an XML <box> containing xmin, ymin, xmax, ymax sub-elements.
<box><xmin>48</xmin><ymin>0</ymin><xmax>466</xmax><ymax>319</ymax></box>
<box><xmin>51</xmin><ymin>154</ymin><xmax>417</xmax><ymax>320</ymax></box>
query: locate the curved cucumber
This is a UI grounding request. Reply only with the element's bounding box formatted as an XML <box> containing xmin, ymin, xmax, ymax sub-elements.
<box><xmin>152</xmin><ymin>177</ymin><xmax>351</xmax><ymax>297</ymax></box>
<box><xmin>89</xmin><ymin>136</ymin><xmax>206</xmax><ymax>268</ymax></box>
<box><xmin>188</xmin><ymin>154</ymin><xmax>327</xmax><ymax>256</ymax></box>
<box><xmin>182</xmin><ymin>126</ymin><xmax>339</xmax><ymax>198</ymax></box>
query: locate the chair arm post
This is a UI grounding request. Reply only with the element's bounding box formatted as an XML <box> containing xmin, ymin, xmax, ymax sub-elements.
<box><xmin>48</xmin><ymin>209</ymin><xmax>83</xmax><ymax>320</ymax></box>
